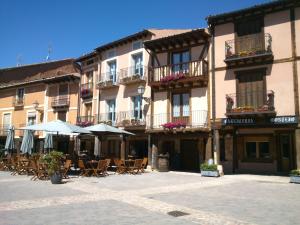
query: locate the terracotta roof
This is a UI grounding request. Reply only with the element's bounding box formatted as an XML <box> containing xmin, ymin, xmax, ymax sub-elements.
<box><xmin>0</xmin><ymin>59</ymin><xmax>80</xmax><ymax>89</ymax></box>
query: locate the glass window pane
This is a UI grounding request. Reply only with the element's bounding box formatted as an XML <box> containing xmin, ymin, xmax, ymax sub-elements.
<box><xmin>246</xmin><ymin>142</ymin><xmax>256</xmax><ymax>158</ymax></box>
<box><xmin>259</xmin><ymin>142</ymin><xmax>270</xmax><ymax>159</ymax></box>
<box><xmin>182</xmin><ymin>93</ymin><xmax>190</xmax><ymax>116</ymax></box>
<box><xmin>172</xmin><ymin>94</ymin><xmax>180</xmax><ymax>117</ymax></box>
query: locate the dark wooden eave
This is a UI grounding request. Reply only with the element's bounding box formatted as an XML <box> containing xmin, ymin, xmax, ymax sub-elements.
<box><xmin>144</xmin><ymin>29</ymin><xmax>210</xmax><ymax>53</ymax></box>
<box><xmin>95</xmin><ymin>30</ymin><xmax>153</xmax><ymax>52</ymax></box>
<box><xmin>207</xmin><ymin>0</ymin><xmax>300</xmax><ymax>26</ymax></box>
<box><xmin>76</xmin><ymin>51</ymin><xmax>98</xmax><ymax>62</ymax></box>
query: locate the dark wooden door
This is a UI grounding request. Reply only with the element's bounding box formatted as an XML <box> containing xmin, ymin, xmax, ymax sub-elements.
<box><xmin>180</xmin><ymin>140</ymin><xmax>199</xmax><ymax>172</ymax></box>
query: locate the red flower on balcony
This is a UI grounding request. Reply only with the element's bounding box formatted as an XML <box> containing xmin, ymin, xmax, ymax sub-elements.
<box><xmin>161</xmin><ymin>73</ymin><xmax>186</xmax><ymax>84</ymax></box>
<box><xmin>161</xmin><ymin>121</ymin><xmax>186</xmax><ymax>129</ymax></box>
<box><xmin>76</xmin><ymin>121</ymin><xmax>93</xmax><ymax>127</ymax></box>
<box><xmin>81</xmin><ymin>89</ymin><xmax>91</xmax><ymax>96</ymax></box>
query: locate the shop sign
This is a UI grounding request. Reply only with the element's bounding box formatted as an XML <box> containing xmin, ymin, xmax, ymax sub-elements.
<box><xmin>269</xmin><ymin>116</ymin><xmax>298</xmax><ymax>124</ymax></box>
<box><xmin>222</xmin><ymin>116</ymin><xmax>298</xmax><ymax>126</ymax></box>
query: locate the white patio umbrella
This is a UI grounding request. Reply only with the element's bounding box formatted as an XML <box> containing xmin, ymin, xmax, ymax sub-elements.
<box><xmin>43</xmin><ymin>132</ymin><xmax>54</xmax><ymax>152</ymax></box>
<box><xmin>4</xmin><ymin>125</ymin><xmax>15</xmax><ymax>154</ymax></box>
<box><xmin>85</xmin><ymin>123</ymin><xmax>134</xmax><ymax>157</ymax></box>
<box><xmin>20</xmin><ymin>120</ymin><xmax>91</xmax><ymax>135</ymax></box>
<box><xmin>85</xmin><ymin>123</ymin><xmax>135</xmax><ymax>135</ymax></box>
<box><xmin>20</xmin><ymin>129</ymin><xmax>34</xmax><ymax>154</ymax></box>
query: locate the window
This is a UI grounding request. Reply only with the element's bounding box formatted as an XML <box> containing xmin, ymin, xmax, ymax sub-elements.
<box><xmin>27</xmin><ymin>112</ymin><xmax>36</xmax><ymax>125</ymax></box>
<box><xmin>132</xmin><ymin>95</ymin><xmax>142</xmax><ymax>119</ymax></box>
<box><xmin>172</xmin><ymin>51</ymin><xmax>190</xmax><ymax>74</ymax></box>
<box><xmin>236</xmin><ymin>18</ymin><xmax>263</xmax><ymax>37</ymax></box>
<box><xmin>59</xmin><ymin>84</ymin><xmax>68</xmax><ymax>96</ymax></box>
<box><xmin>57</xmin><ymin>111</ymin><xmax>66</xmax><ymax>122</ymax></box>
<box><xmin>17</xmin><ymin>88</ymin><xmax>24</xmax><ymax>100</ymax></box>
<box><xmin>86</xmin><ymin>71</ymin><xmax>93</xmax><ymax>83</ymax></box>
<box><xmin>107</xmin><ymin>60</ymin><xmax>117</xmax><ymax>82</ymax></box>
<box><xmin>237</xmin><ymin>70</ymin><xmax>265</xmax><ymax>109</ymax></box>
<box><xmin>3</xmin><ymin>113</ymin><xmax>11</xmax><ymax>131</ymax></box>
<box><xmin>107</xmin><ymin>49</ymin><xmax>116</xmax><ymax>59</ymax></box>
<box><xmin>85</xmin><ymin>103</ymin><xmax>92</xmax><ymax>117</ymax></box>
<box><xmin>132</xmin><ymin>53</ymin><xmax>143</xmax><ymax>76</ymax></box>
<box><xmin>245</xmin><ymin>141</ymin><xmax>270</xmax><ymax>159</ymax></box>
<box><xmin>132</xmin><ymin>41</ymin><xmax>142</xmax><ymax>50</ymax></box>
<box><xmin>107</xmin><ymin>99</ymin><xmax>116</xmax><ymax>122</ymax></box>
<box><xmin>280</xmin><ymin>135</ymin><xmax>290</xmax><ymax>158</ymax></box>
<box><xmin>172</xmin><ymin>93</ymin><xmax>190</xmax><ymax>120</ymax></box>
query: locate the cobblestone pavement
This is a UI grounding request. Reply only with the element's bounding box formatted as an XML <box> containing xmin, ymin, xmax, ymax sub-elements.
<box><xmin>0</xmin><ymin>171</ymin><xmax>299</xmax><ymax>225</ymax></box>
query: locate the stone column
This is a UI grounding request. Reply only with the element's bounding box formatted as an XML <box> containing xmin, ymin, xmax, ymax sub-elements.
<box><xmin>120</xmin><ymin>136</ymin><xmax>125</xmax><ymax>160</ymax></box>
<box><xmin>151</xmin><ymin>143</ymin><xmax>158</xmax><ymax>170</ymax></box>
<box><xmin>147</xmin><ymin>134</ymin><xmax>152</xmax><ymax>169</ymax></box>
<box><xmin>205</xmin><ymin>134</ymin><xmax>212</xmax><ymax>161</ymax></box>
<box><xmin>295</xmin><ymin>129</ymin><xmax>300</xmax><ymax>169</ymax></box>
<box><xmin>213</xmin><ymin>129</ymin><xmax>220</xmax><ymax>164</ymax></box>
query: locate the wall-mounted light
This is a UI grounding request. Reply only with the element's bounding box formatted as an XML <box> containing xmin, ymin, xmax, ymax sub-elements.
<box><xmin>33</xmin><ymin>100</ymin><xmax>43</xmax><ymax>113</ymax></box>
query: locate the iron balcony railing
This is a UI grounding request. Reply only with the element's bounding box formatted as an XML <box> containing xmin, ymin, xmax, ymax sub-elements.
<box><xmin>116</xmin><ymin>111</ymin><xmax>145</xmax><ymax>127</ymax></box>
<box><xmin>76</xmin><ymin>115</ymin><xmax>94</xmax><ymax>127</ymax></box>
<box><xmin>225</xmin><ymin>90</ymin><xmax>275</xmax><ymax>114</ymax></box>
<box><xmin>119</xmin><ymin>66</ymin><xmax>147</xmax><ymax>84</ymax></box>
<box><xmin>80</xmin><ymin>82</ymin><xmax>93</xmax><ymax>98</ymax></box>
<box><xmin>97</xmin><ymin>72</ymin><xmax>119</xmax><ymax>88</ymax></box>
<box><xmin>51</xmin><ymin>95</ymin><xmax>70</xmax><ymax>108</ymax></box>
<box><xmin>148</xmin><ymin>60</ymin><xmax>208</xmax><ymax>83</ymax></box>
<box><xmin>146</xmin><ymin>110</ymin><xmax>208</xmax><ymax>130</ymax></box>
<box><xmin>225</xmin><ymin>33</ymin><xmax>272</xmax><ymax>59</ymax></box>
<box><xmin>96</xmin><ymin>113</ymin><xmax>117</xmax><ymax>126</ymax></box>
<box><xmin>13</xmin><ymin>97</ymin><xmax>24</xmax><ymax>107</ymax></box>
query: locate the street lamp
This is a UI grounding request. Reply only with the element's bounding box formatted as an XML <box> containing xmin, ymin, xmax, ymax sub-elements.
<box><xmin>33</xmin><ymin>100</ymin><xmax>43</xmax><ymax>113</ymax></box>
<box><xmin>137</xmin><ymin>85</ymin><xmax>151</xmax><ymax>103</ymax></box>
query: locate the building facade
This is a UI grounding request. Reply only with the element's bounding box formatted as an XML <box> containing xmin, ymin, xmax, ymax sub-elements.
<box><xmin>207</xmin><ymin>0</ymin><xmax>300</xmax><ymax>174</ymax></box>
<box><xmin>0</xmin><ymin>59</ymin><xmax>80</xmax><ymax>153</ymax></box>
<box><xmin>144</xmin><ymin>29</ymin><xmax>211</xmax><ymax>172</ymax></box>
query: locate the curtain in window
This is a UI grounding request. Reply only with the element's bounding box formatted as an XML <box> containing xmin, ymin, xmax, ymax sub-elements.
<box><xmin>182</xmin><ymin>93</ymin><xmax>190</xmax><ymax>117</ymax></box>
<box><xmin>108</xmin><ymin>61</ymin><xmax>116</xmax><ymax>82</ymax></box>
<box><xmin>133</xmin><ymin>54</ymin><xmax>143</xmax><ymax>75</ymax></box>
<box><xmin>172</xmin><ymin>94</ymin><xmax>180</xmax><ymax>117</ymax></box>
<box><xmin>133</xmin><ymin>96</ymin><xmax>142</xmax><ymax>119</ymax></box>
<box><xmin>108</xmin><ymin>100</ymin><xmax>116</xmax><ymax>121</ymax></box>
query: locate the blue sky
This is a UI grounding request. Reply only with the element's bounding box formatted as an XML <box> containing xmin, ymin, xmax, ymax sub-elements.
<box><xmin>0</xmin><ymin>0</ymin><xmax>270</xmax><ymax>68</ymax></box>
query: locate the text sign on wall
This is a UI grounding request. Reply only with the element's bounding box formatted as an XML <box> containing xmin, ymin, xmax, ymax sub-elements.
<box><xmin>269</xmin><ymin>116</ymin><xmax>298</xmax><ymax>124</ymax></box>
<box><xmin>222</xmin><ymin>116</ymin><xmax>298</xmax><ymax>126</ymax></box>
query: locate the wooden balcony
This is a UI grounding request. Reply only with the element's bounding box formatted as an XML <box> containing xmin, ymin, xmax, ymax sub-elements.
<box><xmin>119</xmin><ymin>66</ymin><xmax>147</xmax><ymax>85</ymax></box>
<box><xmin>146</xmin><ymin>110</ymin><xmax>208</xmax><ymax>132</ymax></box>
<box><xmin>51</xmin><ymin>96</ymin><xmax>70</xmax><ymax>109</ymax></box>
<box><xmin>13</xmin><ymin>97</ymin><xmax>24</xmax><ymax>109</ymax></box>
<box><xmin>81</xmin><ymin>82</ymin><xmax>93</xmax><ymax>99</ymax></box>
<box><xmin>76</xmin><ymin>115</ymin><xmax>94</xmax><ymax>127</ymax></box>
<box><xmin>224</xmin><ymin>33</ymin><xmax>273</xmax><ymax>67</ymax></box>
<box><xmin>225</xmin><ymin>90</ymin><xmax>276</xmax><ymax>117</ymax></box>
<box><xmin>116</xmin><ymin>111</ymin><xmax>146</xmax><ymax>128</ymax></box>
<box><xmin>97</xmin><ymin>72</ymin><xmax>119</xmax><ymax>89</ymax></box>
<box><xmin>148</xmin><ymin>60</ymin><xmax>208</xmax><ymax>90</ymax></box>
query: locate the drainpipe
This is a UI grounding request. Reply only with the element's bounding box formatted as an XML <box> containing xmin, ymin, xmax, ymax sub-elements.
<box><xmin>210</xmin><ymin>25</ymin><xmax>218</xmax><ymax>165</ymax></box>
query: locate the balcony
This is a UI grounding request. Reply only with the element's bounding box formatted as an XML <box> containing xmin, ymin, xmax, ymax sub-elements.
<box><xmin>13</xmin><ymin>97</ymin><xmax>24</xmax><ymax>109</ymax></box>
<box><xmin>76</xmin><ymin>115</ymin><xmax>94</xmax><ymax>127</ymax></box>
<box><xmin>148</xmin><ymin>60</ymin><xmax>208</xmax><ymax>90</ymax></box>
<box><xmin>51</xmin><ymin>96</ymin><xmax>70</xmax><ymax>109</ymax></box>
<box><xmin>81</xmin><ymin>82</ymin><xmax>93</xmax><ymax>99</ymax></box>
<box><xmin>225</xmin><ymin>33</ymin><xmax>273</xmax><ymax>67</ymax></box>
<box><xmin>119</xmin><ymin>66</ymin><xmax>147</xmax><ymax>85</ymax></box>
<box><xmin>97</xmin><ymin>72</ymin><xmax>119</xmax><ymax>89</ymax></box>
<box><xmin>225</xmin><ymin>90</ymin><xmax>276</xmax><ymax>117</ymax></box>
<box><xmin>0</xmin><ymin>124</ymin><xmax>9</xmax><ymax>136</ymax></box>
<box><xmin>96</xmin><ymin>113</ymin><xmax>117</xmax><ymax>126</ymax></box>
<box><xmin>146</xmin><ymin>110</ymin><xmax>208</xmax><ymax>131</ymax></box>
<box><xmin>116</xmin><ymin>111</ymin><xmax>146</xmax><ymax>127</ymax></box>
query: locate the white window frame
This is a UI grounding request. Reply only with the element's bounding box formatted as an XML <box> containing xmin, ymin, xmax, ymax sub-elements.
<box><xmin>26</xmin><ymin>110</ymin><xmax>37</xmax><ymax>125</ymax></box>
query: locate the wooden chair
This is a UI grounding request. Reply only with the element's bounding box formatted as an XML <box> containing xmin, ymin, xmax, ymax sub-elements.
<box><xmin>128</xmin><ymin>159</ymin><xmax>143</xmax><ymax>174</ymax></box>
<box><xmin>114</xmin><ymin>159</ymin><xmax>126</xmax><ymax>174</ymax></box>
<box><xmin>104</xmin><ymin>159</ymin><xmax>111</xmax><ymax>176</ymax></box>
<box><xmin>78</xmin><ymin>160</ymin><xmax>91</xmax><ymax>176</ymax></box>
<box><xmin>36</xmin><ymin>162</ymin><xmax>49</xmax><ymax>180</ymax></box>
<box><xmin>141</xmin><ymin>157</ymin><xmax>148</xmax><ymax>173</ymax></box>
<box><xmin>28</xmin><ymin>160</ymin><xmax>39</xmax><ymax>181</ymax></box>
<box><xmin>61</xmin><ymin>159</ymin><xmax>72</xmax><ymax>179</ymax></box>
<box><xmin>93</xmin><ymin>160</ymin><xmax>106</xmax><ymax>176</ymax></box>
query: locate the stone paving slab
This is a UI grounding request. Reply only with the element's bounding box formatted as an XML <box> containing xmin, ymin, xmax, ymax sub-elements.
<box><xmin>0</xmin><ymin>199</ymin><xmax>190</xmax><ymax>225</ymax></box>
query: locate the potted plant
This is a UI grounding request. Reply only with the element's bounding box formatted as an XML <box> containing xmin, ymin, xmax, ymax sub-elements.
<box><xmin>290</xmin><ymin>169</ymin><xmax>300</xmax><ymax>184</ymax></box>
<box><xmin>200</xmin><ymin>163</ymin><xmax>220</xmax><ymax>177</ymax></box>
<box><xmin>42</xmin><ymin>151</ymin><xmax>64</xmax><ymax>184</ymax></box>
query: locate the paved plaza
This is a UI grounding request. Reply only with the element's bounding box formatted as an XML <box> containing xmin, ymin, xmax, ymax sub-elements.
<box><xmin>0</xmin><ymin>171</ymin><xmax>299</xmax><ymax>225</ymax></box>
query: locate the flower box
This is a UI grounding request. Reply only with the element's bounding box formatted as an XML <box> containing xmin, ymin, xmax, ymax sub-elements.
<box><xmin>201</xmin><ymin>170</ymin><xmax>220</xmax><ymax>177</ymax></box>
<box><xmin>290</xmin><ymin>170</ymin><xmax>300</xmax><ymax>184</ymax></box>
<box><xmin>200</xmin><ymin>163</ymin><xmax>220</xmax><ymax>177</ymax></box>
<box><xmin>161</xmin><ymin>121</ymin><xmax>186</xmax><ymax>130</ymax></box>
<box><xmin>161</xmin><ymin>73</ymin><xmax>186</xmax><ymax>84</ymax></box>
